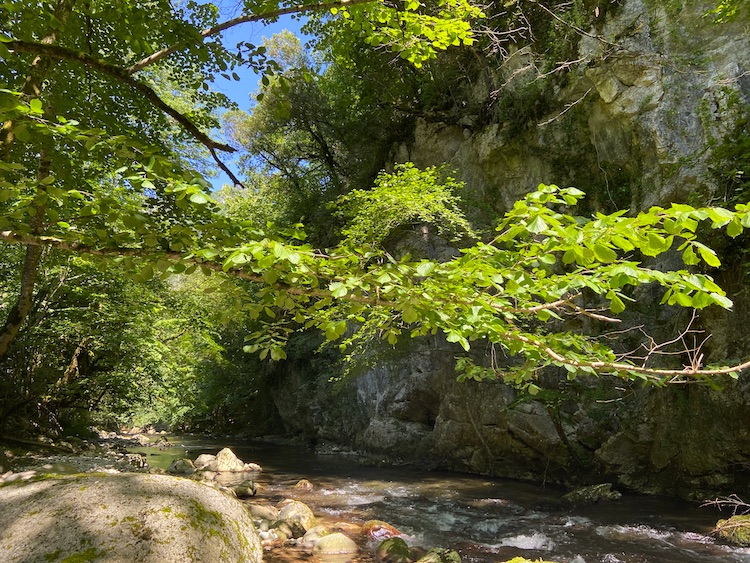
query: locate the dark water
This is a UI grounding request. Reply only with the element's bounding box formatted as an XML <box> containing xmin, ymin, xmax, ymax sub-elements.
<box><xmin>132</xmin><ymin>435</ymin><xmax>750</xmax><ymax>563</ymax></box>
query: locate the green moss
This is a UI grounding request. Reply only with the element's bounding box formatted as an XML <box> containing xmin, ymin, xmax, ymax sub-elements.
<box><xmin>44</xmin><ymin>550</ymin><xmax>63</xmax><ymax>562</ymax></box>
<box><xmin>58</xmin><ymin>548</ymin><xmax>105</xmax><ymax>563</ymax></box>
<box><xmin>716</xmin><ymin>514</ymin><xmax>750</xmax><ymax>546</ymax></box>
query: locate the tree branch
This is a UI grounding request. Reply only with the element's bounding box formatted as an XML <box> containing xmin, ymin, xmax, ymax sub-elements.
<box><xmin>509</xmin><ymin>330</ymin><xmax>750</xmax><ymax>381</ymax></box>
<box><xmin>3</xmin><ymin>228</ymin><xmax>750</xmax><ymax>381</ymax></box>
<box><xmin>7</xmin><ymin>40</ymin><xmax>236</xmax><ymax>155</ymax></box>
<box><xmin>126</xmin><ymin>0</ymin><xmax>376</xmax><ymax>74</ymax></box>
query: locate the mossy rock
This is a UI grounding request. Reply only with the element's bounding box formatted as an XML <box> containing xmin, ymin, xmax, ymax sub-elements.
<box><xmin>561</xmin><ymin>483</ymin><xmax>621</xmax><ymax>506</ymax></box>
<box><xmin>277</xmin><ymin>499</ymin><xmax>316</xmax><ymax>538</ymax></box>
<box><xmin>415</xmin><ymin>548</ymin><xmax>461</xmax><ymax>563</ymax></box>
<box><xmin>376</xmin><ymin>537</ymin><xmax>412</xmax><ymax>562</ymax></box>
<box><xmin>0</xmin><ymin>473</ymin><xmax>262</xmax><ymax>562</ymax></box>
<box><xmin>312</xmin><ymin>532</ymin><xmax>359</xmax><ymax>555</ymax></box>
<box><xmin>716</xmin><ymin>514</ymin><xmax>750</xmax><ymax>546</ymax></box>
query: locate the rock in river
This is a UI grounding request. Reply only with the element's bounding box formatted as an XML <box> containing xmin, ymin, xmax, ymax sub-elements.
<box><xmin>277</xmin><ymin>499</ymin><xmax>317</xmax><ymax>538</ymax></box>
<box><xmin>716</xmin><ymin>514</ymin><xmax>750</xmax><ymax>546</ymax></box>
<box><xmin>0</xmin><ymin>473</ymin><xmax>262</xmax><ymax>562</ymax></box>
<box><xmin>203</xmin><ymin>447</ymin><xmax>262</xmax><ymax>472</ymax></box>
<box><xmin>313</xmin><ymin>532</ymin><xmax>359</xmax><ymax>555</ymax></box>
<box><xmin>166</xmin><ymin>457</ymin><xmax>195</xmax><ymax>475</ymax></box>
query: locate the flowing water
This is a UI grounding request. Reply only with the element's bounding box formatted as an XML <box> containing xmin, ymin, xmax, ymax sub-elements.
<box><xmin>133</xmin><ymin>435</ymin><xmax>750</xmax><ymax>563</ymax></box>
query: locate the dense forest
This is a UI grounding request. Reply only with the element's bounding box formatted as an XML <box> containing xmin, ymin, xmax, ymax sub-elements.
<box><xmin>1</xmin><ymin>0</ymin><xmax>749</xmax><ymax>455</ymax></box>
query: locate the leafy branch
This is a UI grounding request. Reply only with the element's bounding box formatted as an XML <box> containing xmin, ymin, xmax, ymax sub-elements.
<box><xmin>126</xmin><ymin>0</ymin><xmax>378</xmax><ymax>73</ymax></box>
<box><xmin>5</xmin><ymin>40</ymin><xmax>243</xmax><ymax>184</ymax></box>
<box><xmin>4</xmin><ymin>149</ymin><xmax>750</xmax><ymax>385</ymax></box>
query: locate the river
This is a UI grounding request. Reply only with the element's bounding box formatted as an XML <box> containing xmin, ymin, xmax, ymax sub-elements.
<box><xmin>132</xmin><ymin>435</ymin><xmax>750</xmax><ymax>563</ymax></box>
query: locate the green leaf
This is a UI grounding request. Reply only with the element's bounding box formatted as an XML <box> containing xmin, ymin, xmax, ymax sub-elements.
<box><xmin>682</xmin><ymin>245</ymin><xmax>700</xmax><ymax>265</ymax></box>
<box><xmin>329</xmin><ymin>282</ymin><xmax>348</xmax><ymax>298</ymax></box>
<box><xmin>593</xmin><ymin>243</ymin><xmax>617</xmax><ymax>263</ymax></box>
<box><xmin>609</xmin><ymin>293</ymin><xmax>626</xmax><ymax>314</ymax></box>
<box><xmin>29</xmin><ymin>98</ymin><xmax>43</xmax><ymax>113</ymax></box>
<box><xmin>325</xmin><ymin>320</ymin><xmax>347</xmax><ymax>340</ymax></box>
<box><xmin>527</xmin><ymin>215</ymin><xmax>548</xmax><ymax>234</ymax></box>
<box><xmin>696</xmin><ymin>244</ymin><xmax>721</xmax><ymax>267</ymax></box>
<box><xmin>416</xmin><ymin>262</ymin><xmax>435</xmax><ymax>276</ymax></box>
<box><xmin>189</xmin><ymin>192</ymin><xmax>209</xmax><ymax>204</ymax></box>
<box><xmin>402</xmin><ymin>306</ymin><xmax>418</xmax><ymax>324</ymax></box>
<box><xmin>270</xmin><ymin>347</ymin><xmax>287</xmax><ymax>361</ymax></box>
<box><xmin>727</xmin><ymin>218</ymin><xmax>743</xmax><ymax>238</ymax></box>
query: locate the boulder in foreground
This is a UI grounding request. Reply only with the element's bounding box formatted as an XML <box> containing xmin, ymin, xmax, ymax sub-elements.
<box><xmin>0</xmin><ymin>473</ymin><xmax>261</xmax><ymax>562</ymax></box>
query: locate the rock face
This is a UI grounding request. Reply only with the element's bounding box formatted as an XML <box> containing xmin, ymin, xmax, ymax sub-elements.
<box><xmin>0</xmin><ymin>473</ymin><xmax>261</xmax><ymax>563</ymax></box>
<box><xmin>396</xmin><ymin>0</ymin><xmax>750</xmax><ymax>216</ymax></box>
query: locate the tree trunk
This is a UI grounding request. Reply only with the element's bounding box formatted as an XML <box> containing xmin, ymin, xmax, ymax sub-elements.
<box><xmin>0</xmin><ymin>0</ymin><xmax>77</xmax><ymax>360</ymax></box>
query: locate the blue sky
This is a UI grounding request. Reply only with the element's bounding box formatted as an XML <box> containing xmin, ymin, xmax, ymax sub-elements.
<box><xmin>209</xmin><ymin>12</ymin><xmax>308</xmax><ymax>190</ymax></box>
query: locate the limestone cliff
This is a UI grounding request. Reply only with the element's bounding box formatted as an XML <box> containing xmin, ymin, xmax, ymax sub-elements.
<box><xmin>267</xmin><ymin>0</ymin><xmax>750</xmax><ymax>499</ymax></box>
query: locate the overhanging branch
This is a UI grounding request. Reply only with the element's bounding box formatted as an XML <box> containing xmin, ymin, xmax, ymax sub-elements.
<box><xmin>3</xmin><ymin>228</ymin><xmax>750</xmax><ymax>381</ymax></box>
<box><xmin>126</xmin><ymin>0</ymin><xmax>376</xmax><ymax>74</ymax></box>
<box><xmin>7</xmin><ymin>40</ymin><xmax>236</xmax><ymax>156</ymax></box>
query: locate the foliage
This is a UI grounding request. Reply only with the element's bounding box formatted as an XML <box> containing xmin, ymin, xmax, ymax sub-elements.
<box><xmin>329</xmin><ymin>0</ymin><xmax>483</xmax><ymax>68</ymax></box>
<box><xmin>223</xmin><ymin>30</ymin><xmax>419</xmax><ymax>244</ymax></box>
<box><xmin>2</xmin><ymin>0</ymin><xmax>750</xmax><ymax>434</ymax></box>
<box><xmin>708</xmin><ymin>109</ymin><xmax>750</xmax><ymax>205</ymax></box>
<box><xmin>707</xmin><ymin>0</ymin><xmax>746</xmax><ymax>22</ymax></box>
<box><xmin>332</xmin><ymin>163</ymin><xmax>475</xmax><ymax>247</ymax></box>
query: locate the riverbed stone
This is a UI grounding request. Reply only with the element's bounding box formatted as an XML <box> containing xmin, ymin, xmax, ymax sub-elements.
<box><xmin>294</xmin><ymin>478</ymin><xmax>314</xmax><ymax>491</ymax></box>
<box><xmin>562</xmin><ymin>483</ymin><xmax>622</xmax><ymax>506</ymax></box>
<box><xmin>313</xmin><ymin>532</ymin><xmax>359</xmax><ymax>555</ymax></box>
<box><xmin>415</xmin><ymin>548</ymin><xmax>461</xmax><ymax>563</ymax></box>
<box><xmin>0</xmin><ymin>473</ymin><xmax>262</xmax><ymax>562</ymax></box>
<box><xmin>166</xmin><ymin>457</ymin><xmax>195</xmax><ymax>475</ymax></box>
<box><xmin>277</xmin><ymin>499</ymin><xmax>317</xmax><ymax>537</ymax></box>
<box><xmin>299</xmin><ymin>524</ymin><xmax>331</xmax><ymax>547</ymax></box>
<box><xmin>193</xmin><ymin>453</ymin><xmax>215</xmax><ymax>469</ymax></box>
<box><xmin>247</xmin><ymin>502</ymin><xmax>279</xmax><ymax>522</ymax></box>
<box><xmin>232</xmin><ymin>479</ymin><xmax>257</xmax><ymax>498</ymax></box>
<box><xmin>362</xmin><ymin>519</ymin><xmax>402</xmax><ymax>541</ymax></box>
<box><xmin>206</xmin><ymin>447</ymin><xmax>246</xmax><ymax>471</ymax></box>
<box><xmin>376</xmin><ymin>537</ymin><xmax>412</xmax><ymax>562</ymax></box>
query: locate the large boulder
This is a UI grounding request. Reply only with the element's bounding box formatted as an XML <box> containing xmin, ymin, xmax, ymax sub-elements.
<box><xmin>0</xmin><ymin>473</ymin><xmax>262</xmax><ymax>563</ymax></box>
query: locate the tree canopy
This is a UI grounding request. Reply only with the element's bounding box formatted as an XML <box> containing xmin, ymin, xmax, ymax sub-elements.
<box><xmin>2</xmin><ymin>0</ymin><xmax>750</xmax><ymax>430</ymax></box>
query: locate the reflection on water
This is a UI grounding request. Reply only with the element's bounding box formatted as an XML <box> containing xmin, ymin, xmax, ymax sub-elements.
<box><xmin>131</xmin><ymin>436</ymin><xmax>750</xmax><ymax>563</ymax></box>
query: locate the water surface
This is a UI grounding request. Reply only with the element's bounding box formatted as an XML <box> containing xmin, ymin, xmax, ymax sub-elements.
<box><xmin>133</xmin><ymin>435</ymin><xmax>750</xmax><ymax>563</ymax></box>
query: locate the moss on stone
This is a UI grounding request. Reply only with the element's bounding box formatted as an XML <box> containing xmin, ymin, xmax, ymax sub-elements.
<box><xmin>716</xmin><ymin>514</ymin><xmax>750</xmax><ymax>546</ymax></box>
<box><xmin>58</xmin><ymin>548</ymin><xmax>105</xmax><ymax>563</ymax></box>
